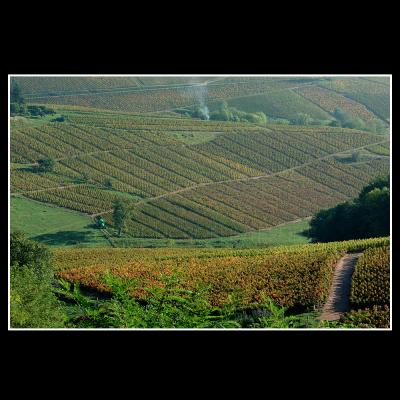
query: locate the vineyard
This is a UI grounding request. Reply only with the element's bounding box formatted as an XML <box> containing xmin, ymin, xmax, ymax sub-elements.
<box><xmin>9</xmin><ymin>76</ymin><xmax>391</xmax><ymax>329</ymax></box>
<box><xmin>10</xmin><ymin>106</ymin><xmax>390</xmax><ymax>240</ymax></box>
<box><xmin>13</xmin><ymin>76</ymin><xmax>389</xmax><ymax>128</ymax></box>
<box><xmin>54</xmin><ymin>237</ymin><xmax>389</xmax><ymax>310</ymax></box>
<box><xmin>350</xmin><ymin>246</ymin><xmax>390</xmax><ymax>308</ymax></box>
<box><xmin>295</xmin><ymin>85</ymin><xmax>379</xmax><ymax>122</ymax></box>
<box><xmin>318</xmin><ymin>78</ymin><xmax>390</xmax><ymax>121</ymax></box>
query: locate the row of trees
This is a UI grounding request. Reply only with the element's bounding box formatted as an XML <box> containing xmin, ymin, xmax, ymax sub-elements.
<box><xmin>305</xmin><ymin>175</ymin><xmax>390</xmax><ymax>242</ymax></box>
<box><xmin>330</xmin><ymin>108</ymin><xmax>387</xmax><ymax>133</ymax></box>
<box><xmin>178</xmin><ymin>102</ymin><xmax>268</xmax><ymax>125</ymax></box>
<box><xmin>10</xmin><ymin>79</ymin><xmax>63</xmax><ymax>120</ymax></box>
<box><xmin>178</xmin><ymin>101</ymin><xmax>387</xmax><ymax>133</ymax></box>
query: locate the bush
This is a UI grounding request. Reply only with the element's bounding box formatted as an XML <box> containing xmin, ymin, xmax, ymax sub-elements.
<box><xmin>10</xmin><ymin>102</ymin><xmax>27</xmax><ymax>116</ymax></box>
<box><xmin>57</xmin><ymin>273</ymin><xmax>241</xmax><ymax>328</ymax></box>
<box><xmin>10</xmin><ymin>231</ymin><xmax>65</xmax><ymax>328</ymax></box>
<box><xmin>11</xmin><ymin>266</ymin><xmax>65</xmax><ymax>328</ymax></box>
<box><xmin>339</xmin><ymin>305</ymin><xmax>390</xmax><ymax>328</ymax></box>
<box><xmin>11</xmin><ymin>231</ymin><xmax>53</xmax><ymax>278</ymax></box>
<box><xmin>52</xmin><ymin>115</ymin><xmax>65</xmax><ymax>122</ymax></box>
<box><xmin>37</xmin><ymin>158</ymin><xmax>55</xmax><ymax>173</ymax></box>
<box><xmin>56</xmin><ymin>273</ymin><xmax>323</xmax><ymax>329</ymax></box>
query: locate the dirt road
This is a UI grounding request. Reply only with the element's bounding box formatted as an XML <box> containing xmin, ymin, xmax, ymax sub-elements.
<box><xmin>318</xmin><ymin>253</ymin><xmax>362</xmax><ymax>321</ymax></box>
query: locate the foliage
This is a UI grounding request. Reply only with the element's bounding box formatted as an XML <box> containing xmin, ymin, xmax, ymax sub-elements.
<box><xmin>56</xmin><ymin>273</ymin><xmax>323</xmax><ymax>328</ymax></box>
<box><xmin>10</xmin><ymin>231</ymin><xmax>65</xmax><ymax>328</ymax></box>
<box><xmin>52</xmin><ymin>115</ymin><xmax>65</xmax><ymax>122</ymax></box>
<box><xmin>11</xmin><ymin>79</ymin><xmax>25</xmax><ymax>104</ymax></box>
<box><xmin>56</xmin><ymin>244</ymin><xmax>341</xmax><ymax>310</ymax></box>
<box><xmin>112</xmin><ymin>199</ymin><xmax>132</xmax><ymax>236</ymax></box>
<box><xmin>350</xmin><ymin>246</ymin><xmax>390</xmax><ymax>308</ymax></box>
<box><xmin>10</xmin><ymin>265</ymin><xmax>65</xmax><ymax>328</ymax></box>
<box><xmin>306</xmin><ymin>175</ymin><xmax>390</xmax><ymax>242</ymax></box>
<box><xmin>56</xmin><ymin>273</ymin><xmax>242</xmax><ymax>328</ymax></box>
<box><xmin>37</xmin><ymin>158</ymin><xmax>55</xmax><ymax>173</ymax></box>
<box><xmin>332</xmin><ymin>107</ymin><xmax>366</xmax><ymax>130</ymax></box>
<box><xmin>10</xmin><ymin>102</ymin><xmax>27</xmax><ymax>116</ymax></box>
<box><xmin>27</xmin><ymin>105</ymin><xmax>56</xmax><ymax>117</ymax></box>
<box><xmin>202</xmin><ymin>101</ymin><xmax>269</xmax><ymax>125</ymax></box>
<box><xmin>339</xmin><ymin>305</ymin><xmax>390</xmax><ymax>328</ymax></box>
<box><xmin>10</xmin><ymin>230</ymin><xmax>53</xmax><ymax>278</ymax></box>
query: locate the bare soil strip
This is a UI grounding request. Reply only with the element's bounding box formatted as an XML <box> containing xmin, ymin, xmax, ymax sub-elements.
<box><xmin>318</xmin><ymin>253</ymin><xmax>362</xmax><ymax>321</ymax></box>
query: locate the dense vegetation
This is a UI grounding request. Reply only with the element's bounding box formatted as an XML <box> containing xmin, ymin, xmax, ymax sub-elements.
<box><xmin>306</xmin><ymin>176</ymin><xmax>390</xmax><ymax>242</ymax></box>
<box><xmin>10</xmin><ymin>232</ymin><xmax>65</xmax><ymax>327</ymax></box>
<box><xmin>350</xmin><ymin>246</ymin><xmax>390</xmax><ymax>308</ymax></box>
<box><xmin>54</xmin><ymin>238</ymin><xmax>388</xmax><ymax>305</ymax></box>
<box><xmin>10</xmin><ymin>229</ymin><xmax>389</xmax><ymax>328</ymax></box>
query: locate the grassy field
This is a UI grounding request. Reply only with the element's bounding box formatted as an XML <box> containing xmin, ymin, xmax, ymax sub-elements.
<box><xmin>210</xmin><ymin>89</ymin><xmax>332</xmax><ymax>121</ymax></box>
<box><xmin>10</xmin><ymin>195</ymin><xmax>311</xmax><ymax>249</ymax></box>
<box><xmin>105</xmin><ymin>219</ymin><xmax>311</xmax><ymax>248</ymax></box>
<box><xmin>10</xmin><ymin>197</ymin><xmax>109</xmax><ymax>247</ymax></box>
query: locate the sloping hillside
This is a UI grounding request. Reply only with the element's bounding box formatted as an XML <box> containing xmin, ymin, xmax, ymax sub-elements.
<box><xmin>10</xmin><ymin>108</ymin><xmax>389</xmax><ymax>239</ymax></box>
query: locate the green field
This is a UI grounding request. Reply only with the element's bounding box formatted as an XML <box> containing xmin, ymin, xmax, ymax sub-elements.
<box><xmin>211</xmin><ymin>89</ymin><xmax>332</xmax><ymax>121</ymax></box>
<box><xmin>10</xmin><ymin>196</ymin><xmax>311</xmax><ymax>249</ymax></box>
<box><xmin>106</xmin><ymin>219</ymin><xmax>311</xmax><ymax>248</ymax></box>
<box><xmin>10</xmin><ymin>197</ymin><xmax>109</xmax><ymax>247</ymax></box>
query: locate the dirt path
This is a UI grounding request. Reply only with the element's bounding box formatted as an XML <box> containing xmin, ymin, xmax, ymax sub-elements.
<box><xmin>318</xmin><ymin>253</ymin><xmax>362</xmax><ymax>321</ymax></box>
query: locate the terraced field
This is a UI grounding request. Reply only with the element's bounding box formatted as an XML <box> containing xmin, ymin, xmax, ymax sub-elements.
<box><xmin>10</xmin><ymin>106</ymin><xmax>390</xmax><ymax>240</ymax></box>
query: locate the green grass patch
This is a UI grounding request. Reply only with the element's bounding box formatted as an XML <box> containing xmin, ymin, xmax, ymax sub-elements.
<box><xmin>209</xmin><ymin>90</ymin><xmax>332</xmax><ymax>121</ymax></box>
<box><xmin>162</xmin><ymin>130</ymin><xmax>218</xmax><ymax>145</ymax></box>
<box><xmin>10</xmin><ymin>197</ymin><xmax>110</xmax><ymax>247</ymax></box>
<box><xmin>110</xmin><ymin>219</ymin><xmax>311</xmax><ymax>248</ymax></box>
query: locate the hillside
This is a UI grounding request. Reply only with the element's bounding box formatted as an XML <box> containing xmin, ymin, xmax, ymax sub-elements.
<box><xmin>14</xmin><ymin>76</ymin><xmax>390</xmax><ymax>125</ymax></box>
<box><xmin>11</xmin><ymin>106</ymin><xmax>389</xmax><ymax>241</ymax></box>
<box><xmin>9</xmin><ymin>75</ymin><xmax>391</xmax><ymax>330</ymax></box>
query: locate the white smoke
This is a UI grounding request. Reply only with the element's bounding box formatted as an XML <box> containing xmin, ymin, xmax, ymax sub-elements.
<box><xmin>183</xmin><ymin>79</ymin><xmax>210</xmax><ymax>120</ymax></box>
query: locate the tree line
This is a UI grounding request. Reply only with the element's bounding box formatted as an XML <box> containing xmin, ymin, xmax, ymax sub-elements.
<box><xmin>305</xmin><ymin>175</ymin><xmax>390</xmax><ymax>242</ymax></box>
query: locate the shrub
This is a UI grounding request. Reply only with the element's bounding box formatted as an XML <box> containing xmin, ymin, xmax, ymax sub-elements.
<box><xmin>37</xmin><ymin>158</ymin><xmax>55</xmax><ymax>173</ymax></box>
<box><xmin>52</xmin><ymin>115</ymin><xmax>65</xmax><ymax>122</ymax></box>
<box><xmin>11</xmin><ymin>231</ymin><xmax>52</xmax><ymax>279</ymax></box>
<box><xmin>11</xmin><ymin>266</ymin><xmax>65</xmax><ymax>328</ymax></box>
<box><xmin>10</xmin><ymin>231</ymin><xmax>65</xmax><ymax>328</ymax></box>
<box><xmin>339</xmin><ymin>305</ymin><xmax>390</xmax><ymax>328</ymax></box>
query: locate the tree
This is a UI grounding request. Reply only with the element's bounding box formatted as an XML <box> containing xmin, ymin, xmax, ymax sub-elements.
<box><xmin>292</xmin><ymin>113</ymin><xmax>312</xmax><ymax>125</ymax></box>
<box><xmin>104</xmin><ymin>178</ymin><xmax>113</xmax><ymax>188</ymax></box>
<box><xmin>10</xmin><ymin>79</ymin><xmax>24</xmax><ymax>104</ymax></box>
<box><xmin>351</xmin><ymin>151</ymin><xmax>360</xmax><ymax>162</ymax></box>
<box><xmin>37</xmin><ymin>158</ymin><xmax>55</xmax><ymax>173</ymax></box>
<box><xmin>11</xmin><ymin>230</ymin><xmax>52</xmax><ymax>278</ymax></box>
<box><xmin>112</xmin><ymin>200</ymin><xmax>132</xmax><ymax>236</ymax></box>
<box><xmin>305</xmin><ymin>175</ymin><xmax>390</xmax><ymax>242</ymax></box>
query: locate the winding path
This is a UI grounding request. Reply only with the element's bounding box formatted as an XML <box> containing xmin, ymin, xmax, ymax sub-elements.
<box><xmin>318</xmin><ymin>252</ymin><xmax>362</xmax><ymax>321</ymax></box>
